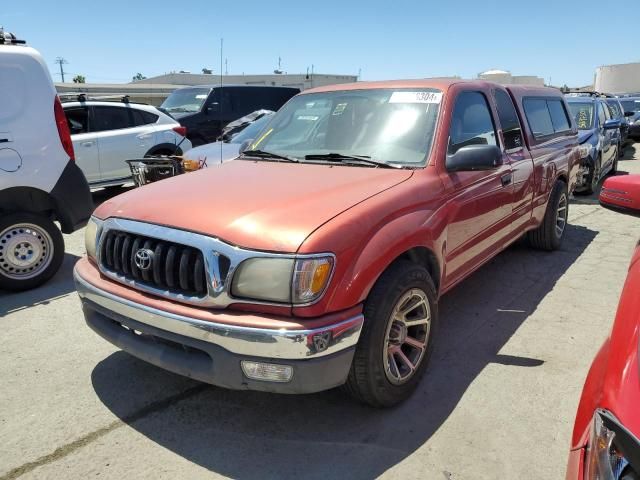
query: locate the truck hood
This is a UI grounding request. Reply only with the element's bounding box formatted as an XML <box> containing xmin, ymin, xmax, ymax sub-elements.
<box><xmin>94</xmin><ymin>161</ymin><xmax>413</xmax><ymax>252</ymax></box>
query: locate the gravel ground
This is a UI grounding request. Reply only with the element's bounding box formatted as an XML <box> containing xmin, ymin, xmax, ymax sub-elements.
<box><xmin>1</xmin><ymin>142</ymin><xmax>639</xmax><ymax>480</ymax></box>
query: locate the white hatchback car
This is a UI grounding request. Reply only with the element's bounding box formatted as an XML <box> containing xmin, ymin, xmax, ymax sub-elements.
<box><xmin>62</xmin><ymin>98</ymin><xmax>192</xmax><ymax>187</ymax></box>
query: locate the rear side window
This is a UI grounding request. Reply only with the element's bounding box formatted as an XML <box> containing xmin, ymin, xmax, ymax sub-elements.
<box><xmin>132</xmin><ymin>109</ymin><xmax>159</xmax><ymax>126</ymax></box>
<box><xmin>523</xmin><ymin>97</ymin><xmax>572</xmax><ymax>139</ymax></box>
<box><xmin>91</xmin><ymin>106</ymin><xmax>132</xmax><ymax>132</ymax></box>
<box><xmin>448</xmin><ymin>91</ymin><xmax>497</xmax><ymax>154</ymax></box>
<box><xmin>493</xmin><ymin>90</ymin><xmax>523</xmax><ymax>150</ymax></box>
<box><xmin>65</xmin><ymin>107</ymin><xmax>89</xmax><ymax>134</ymax></box>
<box><xmin>547</xmin><ymin>100</ymin><xmax>571</xmax><ymax>132</ymax></box>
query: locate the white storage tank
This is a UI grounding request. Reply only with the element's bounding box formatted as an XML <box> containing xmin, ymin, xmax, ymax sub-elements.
<box><xmin>479</xmin><ymin>69</ymin><xmax>513</xmax><ymax>85</ymax></box>
<box><xmin>595</xmin><ymin>63</ymin><xmax>640</xmax><ymax>94</ymax></box>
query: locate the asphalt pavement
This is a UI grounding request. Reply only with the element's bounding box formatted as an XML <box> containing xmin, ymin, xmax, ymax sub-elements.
<box><xmin>2</xmin><ymin>143</ymin><xmax>640</xmax><ymax>479</ymax></box>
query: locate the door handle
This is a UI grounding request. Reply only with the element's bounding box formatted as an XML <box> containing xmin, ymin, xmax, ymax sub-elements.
<box><xmin>501</xmin><ymin>172</ymin><xmax>512</xmax><ymax>187</ymax></box>
<box><xmin>82</xmin><ymin>141</ymin><xmax>94</xmax><ymax>147</ymax></box>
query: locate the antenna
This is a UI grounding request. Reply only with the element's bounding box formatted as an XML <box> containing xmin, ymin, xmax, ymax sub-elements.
<box><xmin>220</xmin><ymin>38</ymin><xmax>224</xmax><ymax>161</ymax></box>
<box><xmin>225</xmin><ymin>58</ymin><xmax>228</xmax><ymax>75</ymax></box>
<box><xmin>55</xmin><ymin>57</ymin><xmax>68</xmax><ymax>82</ymax></box>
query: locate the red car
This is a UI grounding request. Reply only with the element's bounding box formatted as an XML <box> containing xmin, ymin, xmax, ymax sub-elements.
<box><xmin>567</xmin><ymin>175</ymin><xmax>640</xmax><ymax>479</ymax></box>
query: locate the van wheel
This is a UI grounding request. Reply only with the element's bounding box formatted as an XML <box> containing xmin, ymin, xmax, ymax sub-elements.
<box><xmin>584</xmin><ymin>156</ymin><xmax>601</xmax><ymax>195</ymax></box>
<box><xmin>343</xmin><ymin>260</ymin><xmax>438</xmax><ymax>407</ymax></box>
<box><xmin>0</xmin><ymin>212</ymin><xmax>64</xmax><ymax>291</ymax></box>
<box><xmin>527</xmin><ymin>179</ymin><xmax>568</xmax><ymax>251</ymax></box>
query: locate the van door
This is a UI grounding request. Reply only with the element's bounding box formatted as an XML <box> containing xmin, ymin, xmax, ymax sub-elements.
<box><xmin>598</xmin><ymin>101</ymin><xmax>614</xmax><ymax>169</ymax></box>
<box><xmin>65</xmin><ymin>106</ymin><xmax>101</xmax><ymax>183</ymax></box>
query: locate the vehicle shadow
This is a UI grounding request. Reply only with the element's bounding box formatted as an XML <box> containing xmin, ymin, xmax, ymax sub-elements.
<box><xmin>0</xmin><ymin>252</ymin><xmax>80</xmax><ymax>316</ymax></box>
<box><xmin>91</xmin><ymin>223</ymin><xmax>597</xmax><ymax>479</ymax></box>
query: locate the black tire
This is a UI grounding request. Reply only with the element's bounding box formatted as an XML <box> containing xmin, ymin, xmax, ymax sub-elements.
<box><xmin>0</xmin><ymin>212</ymin><xmax>65</xmax><ymax>291</ymax></box>
<box><xmin>583</xmin><ymin>156</ymin><xmax>601</xmax><ymax>195</ymax></box>
<box><xmin>612</xmin><ymin>144</ymin><xmax>620</xmax><ymax>172</ymax></box>
<box><xmin>343</xmin><ymin>260</ymin><xmax>438</xmax><ymax>408</ymax></box>
<box><xmin>527</xmin><ymin>179</ymin><xmax>568</xmax><ymax>251</ymax></box>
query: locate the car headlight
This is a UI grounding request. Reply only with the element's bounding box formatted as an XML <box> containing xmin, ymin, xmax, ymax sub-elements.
<box><xmin>84</xmin><ymin>217</ymin><xmax>103</xmax><ymax>262</ymax></box>
<box><xmin>585</xmin><ymin>409</ymin><xmax>640</xmax><ymax>480</ymax></box>
<box><xmin>231</xmin><ymin>255</ymin><xmax>334</xmax><ymax>304</ymax></box>
<box><xmin>579</xmin><ymin>143</ymin><xmax>594</xmax><ymax>160</ymax></box>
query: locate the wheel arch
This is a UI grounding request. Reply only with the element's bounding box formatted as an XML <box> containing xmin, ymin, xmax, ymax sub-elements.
<box><xmin>0</xmin><ymin>186</ymin><xmax>57</xmax><ymax>219</ymax></box>
<box><xmin>392</xmin><ymin>246</ymin><xmax>441</xmax><ymax>294</ymax></box>
<box><xmin>144</xmin><ymin>143</ymin><xmax>182</xmax><ymax>157</ymax></box>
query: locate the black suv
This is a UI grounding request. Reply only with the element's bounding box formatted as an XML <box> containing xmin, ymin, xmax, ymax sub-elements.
<box><xmin>161</xmin><ymin>85</ymin><xmax>299</xmax><ymax>146</ymax></box>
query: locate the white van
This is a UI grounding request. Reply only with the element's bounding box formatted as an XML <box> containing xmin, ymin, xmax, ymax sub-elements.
<box><xmin>0</xmin><ymin>30</ymin><xmax>93</xmax><ymax>291</ymax></box>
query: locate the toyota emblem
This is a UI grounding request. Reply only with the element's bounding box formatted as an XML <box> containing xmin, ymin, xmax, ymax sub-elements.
<box><xmin>134</xmin><ymin>248</ymin><xmax>154</xmax><ymax>271</ymax></box>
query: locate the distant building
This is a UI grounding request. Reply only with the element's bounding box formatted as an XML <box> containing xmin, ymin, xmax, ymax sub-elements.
<box><xmin>595</xmin><ymin>62</ymin><xmax>640</xmax><ymax>94</ymax></box>
<box><xmin>56</xmin><ymin>72</ymin><xmax>358</xmax><ymax>106</ymax></box>
<box><xmin>135</xmin><ymin>72</ymin><xmax>358</xmax><ymax>92</ymax></box>
<box><xmin>478</xmin><ymin>69</ymin><xmax>545</xmax><ymax>86</ymax></box>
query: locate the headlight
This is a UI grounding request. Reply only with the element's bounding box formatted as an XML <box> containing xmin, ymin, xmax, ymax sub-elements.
<box><xmin>231</xmin><ymin>255</ymin><xmax>334</xmax><ymax>304</ymax></box>
<box><xmin>585</xmin><ymin>409</ymin><xmax>639</xmax><ymax>480</ymax></box>
<box><xmin>579</xmin><ymin>144</ymin><xmax>593</xmax><ymax>160</ymax></box>
<box><xmin>84</xmin><ymin>217</ymin><xmax>103</xmax><ymax>262</ymax></box>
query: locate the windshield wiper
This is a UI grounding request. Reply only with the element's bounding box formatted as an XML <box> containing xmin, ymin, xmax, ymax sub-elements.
<box><xmin>304</xmin><ymin>153</ymin><xmax>400</xmax><ymax>169</ymax></box>
<box><xmin>241</xmin><ymin>149</ymin><xmax>299</xmax><ymax>163</ymax></box>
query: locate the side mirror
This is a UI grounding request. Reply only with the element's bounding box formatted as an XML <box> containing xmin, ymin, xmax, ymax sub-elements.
<box><xmin>624</xmin><ymin>111</ymin><xmax>635</xmax><ymax>117</ymax></box>
<box><xmin>446</xmin><ymin>144</ymin><xmax>502</xmax><ymax>172</ymax></box>
<box><xmin>603</xmin><ymin>119</ymin><xmax>621</xmax><ymax>129</ymax></box>
<box><xmin>600</xmin><ymin>175</ymin><xmax>640</xmax><ymax>217</ymax></box>
<box><xmin>238</xmin><ymin>139</ymin><xmax>254</xmax><ymax>154</ymax></box>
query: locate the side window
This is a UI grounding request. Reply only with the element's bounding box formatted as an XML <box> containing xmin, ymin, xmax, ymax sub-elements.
<box><xmin>523</xmin><ymin>98</ymin><xmax>554</xmax><ymax>137</ymax></box>
<box><xmin>65</xmin><ymin>107</ymin><xmax>89</xmax><ymax>134</ymax></box>
<box><xmin>91</xmin><ymin>106</ymin><xmax>133</xmax><ymax>132</ymax></box>
<box><xmin>547</xmin><ymin>100</ymin><xmax>571</xmax><ymax>133</ymax></box>
<box><xmin>132</xmin><ymin>109</ymin><xmax>159</xmax><ymax>126</ymax></box>
<box><xmin>448</xmin><ymin>91</ymin><xmax>497</xmax><ymax>154</ymax></box>
<box><xmin>607</xmin><ymin>102</ymin><xmax>621</xmax><ymax>118</ymax></box>
<box><xmin>493</xmin><ymin>89</ymin><xmax>523</xmax><ymax>150</ymax></box>
<box><xmin>598</xmin><ymin>102</ymin><xmax>607</xmax><ymax>126</ymax></box>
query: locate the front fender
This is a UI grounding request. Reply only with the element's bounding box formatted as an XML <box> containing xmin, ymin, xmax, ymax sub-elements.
<box><xmin>294</xmin><ymin>174</ymin><xmax>446</xmax><ymax>317</ymax></box>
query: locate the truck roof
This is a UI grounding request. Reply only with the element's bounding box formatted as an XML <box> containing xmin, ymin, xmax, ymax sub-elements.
<box><xmin>304</xmin><ymin>79</ymin><xmax>562</xmax><ymax>97</ymax></box>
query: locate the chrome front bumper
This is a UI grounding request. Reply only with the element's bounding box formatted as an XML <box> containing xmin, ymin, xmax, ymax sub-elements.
<box><xmin>74</xmin><ymin>269</ymin><xmax>364</xmax><ymax>360</ymax></box>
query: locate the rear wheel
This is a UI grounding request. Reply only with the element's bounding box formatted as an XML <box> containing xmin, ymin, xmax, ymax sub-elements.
<box><xmin>343</xmin><ymin>260</ymin><xmax>438</xmax><ymax>407</ymax></box>
<box><xmin>527</xmin><ymin>179</ymin><xmax>568</xmax><ymax>251</ymax></box>
<box><xmin>0</xmin><ymin>212</ymin><xmax>64</xmax><ymax>291</ymax></box>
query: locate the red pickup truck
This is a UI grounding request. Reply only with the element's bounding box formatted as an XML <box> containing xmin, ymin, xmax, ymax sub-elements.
<box><xmin>75</xmin><ymin>80</ymin><xmax>579</xmax><ymax>407</ymax></box>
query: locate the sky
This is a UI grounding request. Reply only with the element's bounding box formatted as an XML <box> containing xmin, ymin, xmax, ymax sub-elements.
<box><xmin>3</xmin><ymin>0</ymin><xmax>638</xmax><ymax>87</ymax></box>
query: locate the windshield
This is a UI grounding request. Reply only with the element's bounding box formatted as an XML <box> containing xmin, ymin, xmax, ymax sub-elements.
<box><xmin>247</xmin><ymin>89</ymin><xmax>442</xmax><ymax>167</ymax></box>
<box><xmin>568</xmin><ymin>102</ymin><xmax>594</xmax><ymax>130</ymax></box>
<box><xmin>606</xmin><ymin>101</ymin><xmax>622</xmax><ymax>118</ymax></box>
<box><xmin>230</xmin><ymin>114</ymin><xmax>274</xmax><ymax>144</ymax></box>
<box><xmin>161</xmin><ymin>87</ymin><xmax>210</xmax><ymax>113</ymax></box>
<box><xmin>620</xmin><ymin>99</ymin><xmax>640</xmax><ymax>113</ymax></box>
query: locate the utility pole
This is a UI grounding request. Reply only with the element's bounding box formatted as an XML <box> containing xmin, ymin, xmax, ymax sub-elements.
<box><xmin>55</xmin><ymin>57</ymin><xmax>68</xmax><ymax>82</ymax></box>
<box><xmin>225</xmin><ymin>58</ymin><xmax>228</xmax><ymax>75</ymax></box>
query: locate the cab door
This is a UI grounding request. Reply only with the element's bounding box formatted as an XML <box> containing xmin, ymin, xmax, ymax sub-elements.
<box><xmin>65</xmin><ymin>106</ymin><xmax>101</xmax><ymax>183</ymax></box>
<box><xmin>492</xmin><ymin>88</ymin><xmax>534</xmax><ymax>239</ymax></box>
<box><xmin>442</xmin><ymin>90</ymin><xmax>514</xmax><ymax>289</ymax></box>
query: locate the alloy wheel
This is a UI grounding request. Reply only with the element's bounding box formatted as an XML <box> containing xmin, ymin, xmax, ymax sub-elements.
<box><xmin>383</xmin><ymin>288</ymin><xmax>432</xmax><ymax>385</ymax></box>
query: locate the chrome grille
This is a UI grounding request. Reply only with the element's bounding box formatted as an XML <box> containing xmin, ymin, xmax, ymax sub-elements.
<box><xmin>100</xmin><ymin>230</ymin><xmax>207</xmax><ymax>296</ymax></box>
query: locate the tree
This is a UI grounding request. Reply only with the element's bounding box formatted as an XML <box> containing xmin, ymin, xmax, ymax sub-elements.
<box><xmin>72</xmin><ymin>75</ymin><xmax>85</xmax><ymax>84</ymax></box>
<box><xmin>132</xmin><ymin>73</ymin><xmax>146</xmax><ymax>82</ymax></box>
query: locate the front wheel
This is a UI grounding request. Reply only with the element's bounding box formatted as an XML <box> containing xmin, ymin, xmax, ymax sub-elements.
<box><xmin>343</xmin><ymin>260</ymin><xmax>438</xmax><ymax>407</ymax></box>
<box><xmin>0</xmin><ymin>212</ymin><xmax>65</xmax><ymax>291</ymax></box>
<box><xmin>527</xmin><ymin>179</ymin><xmax>568</xmax><ymax>251</ymax></box>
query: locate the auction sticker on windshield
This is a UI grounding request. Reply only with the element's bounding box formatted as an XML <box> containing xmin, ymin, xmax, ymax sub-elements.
<box><xmin>389</xmin><ymin>91</ymin><xmax>443</xmax><ymax>104</ymax></box>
